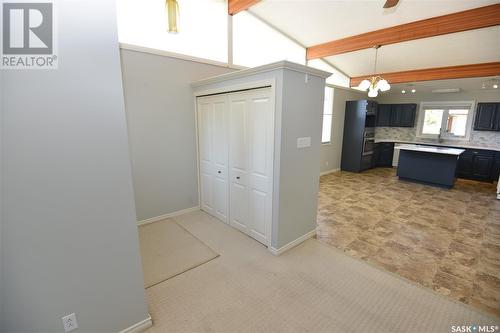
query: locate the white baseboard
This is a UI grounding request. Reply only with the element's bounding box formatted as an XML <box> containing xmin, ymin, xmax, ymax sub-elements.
<box><xmin>119</xmin><ymin>314</ymin><xmax>152</xmax><ymax>333</ymax></box>
<box><xmin>269</xmin><ymin>229</ymin><xmax>316</xmax><ymax>256</ymax></box>
<box><xmin>137</xmin><ymin>206</ymin><xmax>200</xmax><ymax>226</ymax></box>
<box><xmin>320</xmin><ymin>168</ymin><xmax>340</xmax><ymax>176</ymax></box>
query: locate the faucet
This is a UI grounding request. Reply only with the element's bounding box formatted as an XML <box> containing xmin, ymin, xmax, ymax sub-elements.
<box><xmin>438</xmin><ymin>128</ymin><xmax>443</xmax><ymax>143</ymax></box>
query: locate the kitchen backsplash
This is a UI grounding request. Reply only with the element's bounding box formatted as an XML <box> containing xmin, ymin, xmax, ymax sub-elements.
<box><xmin>375</xmin><ymin>127</ymin><xmax>500</xmax><ymax>149</ymax></box>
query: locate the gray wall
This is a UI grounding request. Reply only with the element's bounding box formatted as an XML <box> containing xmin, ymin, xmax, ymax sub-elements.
<box><xmin>120</xmin><ymin>49</ymin><xmax>235</xmax><ymax>221</ymax></box>
<box><xmin>320</xmin><ymin>87</ymin><xmax>366</xmax><ymax>173</ymax></box>
<box><xmin>278</xmin><ymin>69</ymin><xmax>326</xmax><ymax>248</ymax></box>
<box><xmin>0</xmin><ymin>61</ymin><xmax>4</xmax><ymax>326</ymax></box>
<box><xmin>0</xmin><ymin>1</ymin><xmax>149</xmax><ymax>332</ymax></box>
<box><xmin>377</xmin><ymin>89</ymin><xmax>500</xmax><ymax>149</ymax></box>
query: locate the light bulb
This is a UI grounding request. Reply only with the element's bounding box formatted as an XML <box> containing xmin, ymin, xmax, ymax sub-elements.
<box><xmin>401</xmin><ymin>90</ymin><xmax>406</xmax><ymax>94</ymax></box>
<box><xmin>358</xmin><ymin>79</ymin><xmax>371</xmax><ymax>90</ymax></box>
<box><xmin>411</xmin><ymin>89</ymin><xmax>416</xmax><ymax>93</ymax></box>
<box><xmin>494</xmin><ymin>84</ymin><xmax>499</xmax><ymax>89</ymax></box>
<box><xmin>379</xmin><ymin>80</ymin><xmax>390</xmax><ymax>92</ymax></box>
<box><xmin>368</xmin><ymin>89</ymin><xmax>378</xmax><ymax>98</ymax></box>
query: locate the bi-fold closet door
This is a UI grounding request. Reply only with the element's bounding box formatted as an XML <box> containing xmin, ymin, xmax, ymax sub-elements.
<box><xmin>197</xmin><ymin>88</ymin><xmax>274</xmax><ymax>245</ymax></box>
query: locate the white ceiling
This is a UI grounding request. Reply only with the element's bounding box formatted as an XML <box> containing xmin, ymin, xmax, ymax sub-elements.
<box><xmin>249</xmin><ymin>0</ymin><xmax>500</xmax><ymax>77</ymax></box>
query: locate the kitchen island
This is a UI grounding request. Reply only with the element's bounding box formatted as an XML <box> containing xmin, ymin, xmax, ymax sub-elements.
<box><xmin>395</xmin><ymin>144</ymin><xmax>465</xmax><ymax>188</ymax></box>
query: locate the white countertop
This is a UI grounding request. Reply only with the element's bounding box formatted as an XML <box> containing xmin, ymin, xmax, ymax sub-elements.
<box><xmin>375</xmin><ymin>139</ymin><xmax>500</xmax><ymax>152</ymax></box>
<box><xmin>395</xmin><ymin>144</ymin><xmax>465</xmax><ymax>156</ymax></box>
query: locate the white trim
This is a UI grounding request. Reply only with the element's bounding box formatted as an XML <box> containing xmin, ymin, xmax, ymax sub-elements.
<box><xmin>119</xmin><ymin>43</ymin><xmax>246</xmax><ymax>70</ymax></box>
<box><xmin>137</xmin><ymin>207</ymin><xmax>200</xmax><ymax>226</ymax></box>
<box><xmin>416</xmin><ymin>100</ymin><xmax>475</xmax><ymax>141</ymax></box>
<box><xmin>191</xmin><ymin>60</ymin><xmax>331</xmax><ymax>88</ymax></box>
<box><xmin>193</xmin><ymin>78</ymin><xmax>276</xmax><ymax>98</ymax></box>
<box><xmin>269</xmin><ymin>229</ymin><xmax>316</xmax><ymax>256</ymax></box>
<box><xmin>118</xmin><ymin>315</ymin><xmax>152</xmax><ymax>333</ymax></box>
<box><xmin>320</xmin><ymin>168</ymin><xmax>340</xmax><ymax>176</ymax></box>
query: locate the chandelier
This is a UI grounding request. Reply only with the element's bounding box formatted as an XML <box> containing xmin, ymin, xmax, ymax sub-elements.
<box><xmin>357</xmin><ymin>45</ymin><xmax>390</xmax><ymax>97</ymax></box>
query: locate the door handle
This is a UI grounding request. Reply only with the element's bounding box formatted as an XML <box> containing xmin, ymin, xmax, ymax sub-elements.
<box><xmin>236</xmin><ymin>176</ymin><xmax>240</xmax><ymax>179</ymax></box>
<box><xmin>217</xmin><ymin>171</ymin><xmax>221</xmax><ymax>174</ymax></box>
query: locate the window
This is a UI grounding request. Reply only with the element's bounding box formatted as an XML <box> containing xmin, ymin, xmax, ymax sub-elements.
<box><xmin>422</xmin><ymin>109</ymin><xmax>444</xmax><ymax>135</ymax></box>
<box><xmin>417</xmin><ymin>101</ymin><xmax>475</xmax><ymax>140</ymax></box>
<box><xmin>322</xmin><ymin>87</ymin><xmax>334</xmax><ymax>144</ymax></box>
<box><xmin>117</xmin><ymin>0</ymin><xmax>228</xmax><ymax>63</ymax></box>
<box><xmin>232</xmin><ymin>11</ymin><xmax>306</xmax><ymax>68</ymax></box>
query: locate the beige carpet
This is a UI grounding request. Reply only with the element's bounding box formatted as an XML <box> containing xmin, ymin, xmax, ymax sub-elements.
<box><xmin>139</xmin><ymin>218</ymin><xmax>219</xmax><ymax>288</ymax></box>
<box><xmin>144</xmin><ymin>211</ymin><xmax>498</xmax><ymax>333</ymax></box>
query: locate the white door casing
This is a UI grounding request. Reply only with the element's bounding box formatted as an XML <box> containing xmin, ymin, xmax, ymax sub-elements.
<box><xmin>197</xmin><ymin>87</ymin><xmax>273</xmax><ymax>246</ymax></box>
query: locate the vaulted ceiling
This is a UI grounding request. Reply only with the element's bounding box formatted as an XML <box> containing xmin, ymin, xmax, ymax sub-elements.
<box><xmin>247</xmin><ymin>0</ymin><xmax>500</xmax><ymax>81</ymax></box>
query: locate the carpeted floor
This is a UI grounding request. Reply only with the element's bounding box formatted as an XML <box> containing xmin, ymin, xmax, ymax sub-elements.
<box><xmin>143</xmin><ymin>211</ymin><xmax>498</xmax><ymax>333</ymax></box>
<box><xmin>138</xmin><ymin>218</ymin><xmax>219</xmax><ymax>288</ymax></box>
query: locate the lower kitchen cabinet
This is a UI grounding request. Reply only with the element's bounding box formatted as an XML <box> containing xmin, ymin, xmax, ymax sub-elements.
<box><xmin>456</xmin><ymin>149</ymin><xmax>495</xmax><ymax>181</ymax></box>
<box><xmin>493</xmin><ymin>152</ymin><xmax>500</xmax><ymax>180</ymax></box>
<box><xmin>375</xmin><ymin>142</ymin><xmax>394</xmax><ymax>167</ymax></box>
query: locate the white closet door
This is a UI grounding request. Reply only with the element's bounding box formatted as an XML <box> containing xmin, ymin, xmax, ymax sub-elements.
<box><xmin>197</xmin><ymin>95</ymin><xmax>229</xmax><ymax>223</ymax></box>
<box><xmin>228</xmin><ymin>88</ymin><xmax>273</xmax><ymax>245</ymax></box>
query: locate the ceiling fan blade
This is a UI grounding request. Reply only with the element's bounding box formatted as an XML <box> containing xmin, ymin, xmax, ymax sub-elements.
<box><xmin>383</xmin><ymin>0</ymin><xmax>399</xmax><ymax>8</ymax></box>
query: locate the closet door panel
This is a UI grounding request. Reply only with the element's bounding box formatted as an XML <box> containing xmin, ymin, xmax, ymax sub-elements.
<box><xmin>197</xmin><ymin>100</ymin><xmax>214</xmax><ymax>215</ymax></box>
<box><xmin>212</xmin><ymin>99</ymin><xmax>229</xmax><ymax>222</ymax></box>
<box><xmin>247</xmin><ymin>91</ymin><xmax>273</xmax><ymax>244</ymax></box>
<box><xmin>228</xmin><ymin>97</ymin><xmax>250</xmax><ymax>232</ymax></box>
<box><xmin>250</xmin><ymin>188</ymin><xmax>267</xmax><ymax>239</ymax></box>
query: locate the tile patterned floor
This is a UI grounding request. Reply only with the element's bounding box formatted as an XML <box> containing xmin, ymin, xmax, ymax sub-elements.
<box><xmin>317</xmin><ymin>168</ymin><xmax>500</xmax><ymax>317</ymax></box>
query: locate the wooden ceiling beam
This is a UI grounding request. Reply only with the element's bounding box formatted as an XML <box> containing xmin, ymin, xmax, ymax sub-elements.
<box><xmin>307</xmin><ymin>4</ymin><xmax>500</xmax><ymax>60</ymax></box>
<box><xmin>349</xmin><ymin>62</ymin><xmax>500</xmax><ymax>87</ymax></box>
<box><xmin>228</xmin><ymin>0</ymin><xmax>261</xmax><ymax>15</ymax></box>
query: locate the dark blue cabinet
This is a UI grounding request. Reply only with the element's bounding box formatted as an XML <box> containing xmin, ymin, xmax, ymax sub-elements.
<box><xmin>493</xmin><ymin>152</ymin><xmax>500</xmax><ymax>180</ymax></box>
<box><xmin>399</xmin><ymin>104</ymin><xmax>417</xmax><ymax>127</ymax></box>
<box><xmin>377</xmin><ymin>103</ymin><xmax>416</xmax><ymax>128</ymax></box>
<box><xmin>456</xmin><ymin>149</ymin><xmax>495</xmax><ymax>181</ymax></box>
<box><xmin>376</xmin><ymin>104</ymin><xmax>392</xmax><ymax>126</ymax></box>
<box><xmin>474</xmin><ymin>103</ymin><xmax>500</xmax><ymax>131</ymax></box>
<box><xmin>390</xmin><ymin>104</ymin><xmax>403</xmax><ymax>126</ymax></box>
<box><xmin>375</xmin><ymin>142</ymin><xmax>394</xmax><ymax>167</ymax></box>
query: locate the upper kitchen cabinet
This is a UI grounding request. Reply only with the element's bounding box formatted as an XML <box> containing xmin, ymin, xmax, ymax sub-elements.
<box><xmin>377</xmin><ymin>104</ymin><xmax>392</xmax><ymax>126</ymax></box>
<box><xmin>377</xmin><ymin>103</ymin><xmax>417</xmax><ymax>127</ymax></box>
<box><xmin>474</xmin><ymin>103</ymin><xmax>500</xmax><ymax>131</ymax></box>
<box><xmin>399</xmin><ymin>104</ymin><xmax>417</xmax><ymax>127</ymax></box>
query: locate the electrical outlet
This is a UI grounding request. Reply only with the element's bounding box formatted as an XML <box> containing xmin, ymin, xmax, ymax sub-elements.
<box><xmin>62</xmin><ymin>313</ymin><xmax>78</xmax><ymax>332</ymax></box>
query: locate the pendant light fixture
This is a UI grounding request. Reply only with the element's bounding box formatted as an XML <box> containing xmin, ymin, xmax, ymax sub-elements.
<box><xmin>357</xmin><ymin>45</ymin><xmax>390</xmax><ymax>97</ymax></box>
<box><xmin>166</xmin><ymin>0</ymin><xmax>180</xmax><ymax>33</ymax></box>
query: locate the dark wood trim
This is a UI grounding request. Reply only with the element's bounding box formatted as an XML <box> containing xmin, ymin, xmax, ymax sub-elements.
<box><xmin>349</xmin><ymin>62</ymin><xmax>500</xmax><ymax>87</ymax></box>
<box><xmin>307</xmin><ymin>4</ymin><xmax>500</xmax><ymax>59</ymax></box>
